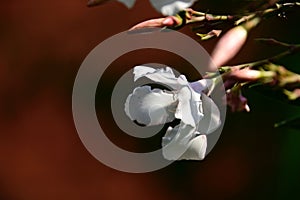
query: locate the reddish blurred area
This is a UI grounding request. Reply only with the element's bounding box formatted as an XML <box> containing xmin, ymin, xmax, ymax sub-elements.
<box><xmin>0</xmin><ymin>1</ymin><xmax>292</xmax><ymax>199</ymax></box>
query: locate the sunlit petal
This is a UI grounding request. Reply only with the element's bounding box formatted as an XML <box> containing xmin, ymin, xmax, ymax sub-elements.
<box><xmin>134</xmin><ymin>66</ymin><xmax>181</xmax><ymax>89</ymax></box>
<box><xmin>179</xmin><ymin>134</ymin><xmax>207</xmax><ymax>160</ymax></box>
<box><xmin>125</xmin><ymin>86</ymin><xmax>177</xmax><ymax>126</ymax></box>
<box><xmin>149</xmin><ymin>0</ymin><xmax>197</xmax><ymax>16</ymax></box>
<box><xmin>162</xmin><ymin>123</ymin><xmax>207</xmax><ymax>160</ymax></box>
<box><xmin>175</xmin><ymin>86</ymin><xmax>203</xmax><ymax>127</ymax></box>
<box><xmin>162</xmin><ymin>123</ymin><xmax>196</xmax><ymax>160</ymax></box>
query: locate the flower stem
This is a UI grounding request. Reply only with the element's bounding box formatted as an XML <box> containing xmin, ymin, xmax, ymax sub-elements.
<box><xmin>221</xmin><ymin>43</ymin><xmax>300</xmax><ymax>71</ymax></box>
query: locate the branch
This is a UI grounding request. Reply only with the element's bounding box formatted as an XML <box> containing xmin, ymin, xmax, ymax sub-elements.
<box><xmin>217</xmin><ymin>42</ymin><xmax>300</xmax><ymax>73</ymax></box>
<box><xmin>203</xmin><ymin>40</ymin><xmax>300</xmax><ymax>112</ymax></box>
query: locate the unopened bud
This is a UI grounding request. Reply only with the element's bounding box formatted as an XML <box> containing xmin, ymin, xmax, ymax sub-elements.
<box><xmin>226</xmin><ymin>87</ymin><xmax>250</xmax><ymax>112</ymax></box>
<box><xmin>129</xmin><ymin>16</ymin><xmax>180</xmax><ymax>31</ymax></box>
<box><xmin>210</xmin><ymin>17</ymin><xmax>261</xmax><ymax>69</ymax></box>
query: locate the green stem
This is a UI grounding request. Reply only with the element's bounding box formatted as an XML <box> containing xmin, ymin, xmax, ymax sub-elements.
<box><xmin>222</xmin><ymin>43</ymin><xmax>300</xmax><ymax>71</ymax></box>
<box><xmin>182</xmin><ymin>2</ymin><xmax>300</xmax><ymax>27</ymax></box>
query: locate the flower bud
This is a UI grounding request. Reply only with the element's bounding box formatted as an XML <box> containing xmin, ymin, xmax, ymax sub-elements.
<box><xmin>210</xmin><ymin>17</ymin><xmax>261</xmax><ymax>69</ymax></box>
<box><xmin>129</xmin><ymin>16</ymin><xmax>180</xmax><ymax>31</ymax></box>
<box><xmin>226</xmin><ymin>84</ymin><xmax>250</xmax><ymax>112</ymax></box>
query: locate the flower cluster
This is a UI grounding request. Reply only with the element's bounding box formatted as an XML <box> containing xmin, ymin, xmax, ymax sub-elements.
<box><xmin>88</xmin><ymin>0</ymin><xmax>300</xmax><ymax>156</ymax></box>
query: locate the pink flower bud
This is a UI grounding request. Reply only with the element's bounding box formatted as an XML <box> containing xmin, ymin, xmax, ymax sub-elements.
<box><xmin>226</xmin><ymin>89</ymin><xmax>250</xmax><ymax>112</ymax></box>
<box><xmin>211</xmin><ymin>26</ymin><xmax>247</xmax><ymax>69</ymax></box>
<box><xmin>210</xmin><ymin>17</ymin><xmax>261</xmax><ymax>69</ymax></box>
<box><xmin>129</xmin><ymin>16</ymin><xmax>179</xmax><ymax>31</ymax></box>
<box><xmin>225</xmin><ymin>83</ymin><xmax>251</xmax><ymax>112</ymax></box>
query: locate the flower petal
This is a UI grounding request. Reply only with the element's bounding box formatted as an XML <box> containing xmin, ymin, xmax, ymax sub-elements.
<box><xmin>133</xmin><ymin>66</ymin><xmax>181</xmax><ymax>89</ymax></box>
<box><xmin>175</xmin><ymin>85</ymin><xmax>203</xmax><ymax>127</ymax></box>
<box><xmin>162</xmin><ymin>123</ymin><xmax>207</xmax><ymax>160</ymax></box>
<box><xmin>162</xmin><ymin>123</ymin><xmax>196</xmax><ymax>160</ymax></box>
<box><xmin>149</xmin><ymin>0</ymin><xmax>197</xmax><ymax>16</ymax></box>
<box><xmin>197</xmin><ymin>93</ymin><xmax>221</xmax><ymax>134</ymax></box>
<box><xmin>133</xmin><ymin>66</ymin><xmax>205</xmax><ymax>127</ymax></box>
<box><xmin>125</xmin><ymin>86</ymin><xmax>177</xmax><ymax>126</ymax></box>
<box><xmin>179</xmin><ymin>134</ymin><xmax>207</xmax><ymax>160</ymax></box>
<box><xmin>133</xmin><ymin>66</ymin><xmax>157</xmax><ymax>81</ymax></box>
<box><xmin>118</xmin><ymin>0</ymin><xmax>136</xmax><ymax>8</ymax></box>
<box><xmin>189</xmin><ymin>79</ymin><xmax>213</xmax><ymax>94</ymax></box>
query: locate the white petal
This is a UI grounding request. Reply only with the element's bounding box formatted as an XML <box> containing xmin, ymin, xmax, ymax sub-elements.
<box><xmin>125</xmin><ymin>86</ymin><xmax>177</xmax><ymax>126</ymax></box>
<box><xmin>175</xmin><ymin>85</ymin><xmax>203</xmax><ymax>127</ymax></box>
<box><xmin>117</xmin><ymin>0</ymin><xmax>136</xmax><ymax>8</ymax></box>
<box><xmin>189</xmin><ymin>79</ymin><xmax>213</xmax><ymax>94</ymax></box>
<box><xmin>149</xmin><ymin>0</ymin><xmax>197</xmax><ymax>16</ymax></box>
<box><xmin>133</xmin><ymin>66</ymin><xmax>157</xmax><ymax>82</ymax></box>
<box><xmin>133</xmin><ymin>66</ymin><xmax>205</xmax><ymax>127</ymax></box>
<box><xmin>133</xmin><ymin>66</ymin><xmax>181</xmax><ymax>90</ymax></box>
<box><xmin>179</xmin><ymin>134</ymin><xmax>207</xmax><ymax>160</ymax></box>
<box><xmin>162</xmin><ymin>123</ymin><xmax>196</xmax><ymax>160</ymax></box>
<box><xmin>197</xmin><ymin>93</ymin><xmax>221</xmax><ymax>134</ymax></box>
<box><xmin>162</xmin><ymin>123</ymin><xmax>207</xmax><ymax>160</ymax></box>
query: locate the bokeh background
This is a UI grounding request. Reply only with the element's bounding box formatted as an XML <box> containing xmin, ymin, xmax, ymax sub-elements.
<box><xmin>0</xmin><ymin>0</ymin><xmax>300</xmax><ymax>199</ymax></box>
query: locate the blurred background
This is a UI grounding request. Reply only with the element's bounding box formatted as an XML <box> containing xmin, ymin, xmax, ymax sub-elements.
<box><xmin>0</xmin><ymin>0</ymin><xmax>300</xmax><ymax>199</ymax></box>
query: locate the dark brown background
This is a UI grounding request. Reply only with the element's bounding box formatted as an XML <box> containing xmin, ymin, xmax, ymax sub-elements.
<box><xmin>1</xmin><ymin>0</ymin><xmax>300</xmax><ymax>199</ymax></box>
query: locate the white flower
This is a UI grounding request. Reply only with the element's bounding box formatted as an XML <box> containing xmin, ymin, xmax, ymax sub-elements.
<box><xmin>149</xmin><ymin>0</ymin><xmax>197</xmax><ymax>16</ymax></box>
<box><xmin>125</xmin><ymin>66</ymin><xmax>221</xmax><ymax>160</ymax></box>
<box><xmin>89</xmin><ymin>0</ymin><xmax>197</xmax><ymax>15</ymax></box>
